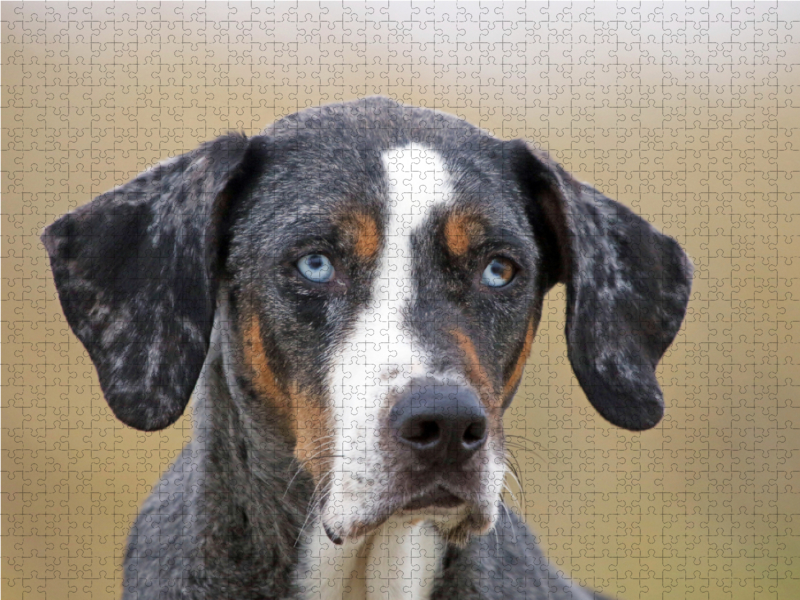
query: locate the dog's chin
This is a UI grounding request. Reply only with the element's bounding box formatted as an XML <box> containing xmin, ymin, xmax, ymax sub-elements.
<box><xmin>321</xmin><ymin>488</ymin><xmax>499</xmax><ymax>548</ymax></box>
<box><xmin>433</xmin><ymin>509</ymin><xmax>495</xmax><ymax>548</ymax></box>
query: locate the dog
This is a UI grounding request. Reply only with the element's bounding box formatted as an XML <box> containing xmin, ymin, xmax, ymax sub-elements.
<box><xmin>42</xmin><ymin>96</ymin><xmax>692</xmax><ymax>600</ymax></box>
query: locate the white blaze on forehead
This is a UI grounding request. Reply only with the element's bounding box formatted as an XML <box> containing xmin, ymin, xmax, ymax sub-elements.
<box><xmin>380</xmin><ymin>143</ymin><xmax>452</xmax><ymax>335</ymax></box>
<box><xmin>383</xmin><ymin>143</ymin><xmax>451</xmax><ymax>237</ymax></box>
<box><xmin>345</xmin><ymin>142</ymin><xmax>453</xmax><ymax>384</ymax></box>
<box><xmin>367</xmin><ymin>142</ymin><xmax>452</xmax><ymax>379</ymax></box>
<box><xmin>322</xmin><ymin>144</ymin><xmax>454</xmax><ymax>541</ymax></box>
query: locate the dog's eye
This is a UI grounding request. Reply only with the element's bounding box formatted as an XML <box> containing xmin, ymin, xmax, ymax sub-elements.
<box><xmin>297</xmin><ymin>253</ymin><xmax>335</xmax><ymax>283</ymax></box>
<box><xmin>480</xmin><ymin>257</ymin><xmax>516</xmax><ymax>288</ymax></box>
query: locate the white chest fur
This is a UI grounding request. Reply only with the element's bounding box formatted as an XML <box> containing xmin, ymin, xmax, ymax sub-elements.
<box><xmin>296</xmin><ymin>518</ymin><xmax>445</xmax><ymax>600</ymax></box>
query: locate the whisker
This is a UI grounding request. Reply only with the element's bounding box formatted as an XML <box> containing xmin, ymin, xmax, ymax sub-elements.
<box><xmin>284</xmin><ymin>436</ymin><xmax>337</xmax><ymax>472</ymax></box>
<box><xmin>294</xmin><ymin>472</ymin><xmax>334</xmax><ymax>547</ymax></box>
<box><xmin>503</xmin><ymin>444</ymin><xmax>548</xmax><ymax>464</ymax></box>
<box><xmin>503</xmin><ymin>450</ymin><xmax>527</xmax><ymax>512</ymax></box>
<box><xmin>500</xmin><ymin>500</ymin><xmax>520</xmax><ymax>545</ymax></box>
<box><xmin>282</xmin><ymin>442</ymin><xmax>338</xmax><ymax>499</ymax></box>
<box><xmin>503</xmin><ymin>435</ymin><xmax>548</xmax><ymax>463</ymax></box>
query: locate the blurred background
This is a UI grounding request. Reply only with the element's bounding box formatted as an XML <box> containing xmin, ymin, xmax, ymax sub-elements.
<box><xmin>3</xmin><ymin>2</ymin><xmax>799</xmax><ymax>599</ymax></box>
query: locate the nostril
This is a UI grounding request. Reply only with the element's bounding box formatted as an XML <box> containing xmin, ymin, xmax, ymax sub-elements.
<box><xmin>402</xmin><ymin>419</ymin><xmax>440</xmax><ymax>447</ymax></box>
<box><xmin>463</xmin><ymin>420</ymin><xmax>487</xmax><ymax>446</ymax></box>
<box><xmin>389</xmin><ymin>380</ymin><xmax>488</xmax><ymax>465</ymax></box>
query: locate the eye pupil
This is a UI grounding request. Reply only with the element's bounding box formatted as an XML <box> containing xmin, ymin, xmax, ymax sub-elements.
<box><xmin>298</xmin><ymin>253</ymin><xmax>335</xmax><ymax>283</ymax></box>
<box><xmin>481</xmin><ymin>258</ymin><xmax>515</xmax><ymax>288</ymax></box>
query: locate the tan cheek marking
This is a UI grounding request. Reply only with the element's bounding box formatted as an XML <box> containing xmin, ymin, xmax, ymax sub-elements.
<box><xmin>242</xmin><ymin>314</ymin><xmax>333</xmax><ymax>482</ymax></box>
<box><xmin>450</xmin><ymin>328</ymin><xmax>494</xmax><ymax>403</ymax></box>
<box><xmin>291</xmin><ymin>387</ymin><xmax>333</xmax><ymax>482</ymax></box>
<box><xmin>501</xmin><ymin>316</ymin><xmax>539</xmax><ymax>403</ymax></box>
<box><xmin>444</xmin><ymin>213</ymin><xmax>484</xmax><ymax>257</ymax></box>
<box><xmin>243</xmin><ymin>314</ymin><xmax>289</xmax><ymax>413</ymax></box>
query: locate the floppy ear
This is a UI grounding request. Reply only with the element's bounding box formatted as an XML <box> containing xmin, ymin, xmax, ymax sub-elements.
<box><xmin>42</xmin><ymin>133</ymin><xmax>264</xmax><ymax>431</ymax></box>
<box><xmin>509</xmin><ymin>140</ymin><xmax>693</xmax><ymax>430</ymax></box>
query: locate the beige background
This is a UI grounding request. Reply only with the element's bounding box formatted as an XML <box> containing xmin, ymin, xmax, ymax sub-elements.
<box><xmin>3</xmin><ymin>2</ymin><xmax>799</xmax><ymax>599</ymax></box>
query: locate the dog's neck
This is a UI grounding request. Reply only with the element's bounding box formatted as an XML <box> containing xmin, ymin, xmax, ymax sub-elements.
<box><xmin>297</xmin><ymin>518</ymin><xmax>445</xmax><ymax>600</ymax></box>
<box><xmin>188</xmin><ymin>305</ymin><xmax>445</xmax><ymax>599</ymax></box>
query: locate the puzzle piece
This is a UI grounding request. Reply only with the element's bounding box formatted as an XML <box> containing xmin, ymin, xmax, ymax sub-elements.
<box><xmin>3</xmin><ymin>3</ymin><xmax>799</xmax><ymax>600</ymax></box>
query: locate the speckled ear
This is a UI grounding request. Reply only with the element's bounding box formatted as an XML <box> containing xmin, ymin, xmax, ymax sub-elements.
<box><xmin>510</xmin><ymin>140</ymin><xmax>693</xmax><ymax>430</ymax></box>
<box><xmin>42</xmin><ymin>133</ymin><xmax>265</xmax><ymax>431</ymax></box>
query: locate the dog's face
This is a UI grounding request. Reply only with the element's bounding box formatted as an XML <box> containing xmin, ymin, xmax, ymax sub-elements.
<box><xmin>225</xmin><ymin>134</ymin><xmax>545</xmax><ymax>543</ymax></box>
<box><xmin>42</xmin><ymin>97</ymin><xmax>693</xmax><ymax>546</ymax></box>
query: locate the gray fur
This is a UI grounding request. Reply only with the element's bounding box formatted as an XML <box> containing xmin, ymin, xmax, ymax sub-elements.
<box><xmin>42</xmin><ymin>97</ymin><xmax>691</xmax><ymax>599</ymax></box>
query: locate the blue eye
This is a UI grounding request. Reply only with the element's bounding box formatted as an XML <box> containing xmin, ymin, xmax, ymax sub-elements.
<box><xmin>297</xmin><ymin>253</ymin><xmax>335</xmax><ymax>283</ymax></box>
<box><xmin>480</xmin><ymin>258</ymin><xmax>515</xmax><ymax>288</ymax></box>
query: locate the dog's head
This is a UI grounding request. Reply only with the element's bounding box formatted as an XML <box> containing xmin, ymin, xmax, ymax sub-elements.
<box><xmin>42</xmin><ymin>97</ymin><xmax>692</xmax><ymax>546</ymax></box>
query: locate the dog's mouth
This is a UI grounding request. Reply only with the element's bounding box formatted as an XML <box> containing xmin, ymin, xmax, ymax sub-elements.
<box><xmin>399</xmin><ymin>486</ymin><xmax>465</xmax><ymax>512</ymax></box>
<box><xmin>321</xmin><ymin>483</ymin><xmax>487</xmax><ymax>546</ymax></box>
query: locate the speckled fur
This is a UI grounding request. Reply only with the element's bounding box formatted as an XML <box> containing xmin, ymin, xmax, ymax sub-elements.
<box><xmin>42</xmin><ymin>97</ymin><xmax>691</xmax><ymax>599</ymax></box>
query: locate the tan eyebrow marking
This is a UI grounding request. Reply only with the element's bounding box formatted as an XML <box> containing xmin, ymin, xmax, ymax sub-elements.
<box><xmin>339</xmin><ymin>210</ymin><xmax>381</xmax><ymax>260</ymax></box>
<box><xmin>444</xmin><ymin>211</ymin><xmax>485</xmax><ymax>257</ymax></box>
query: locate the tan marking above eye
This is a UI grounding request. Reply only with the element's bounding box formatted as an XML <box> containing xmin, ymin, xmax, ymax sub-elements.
<box><xmin>444</xmin><ymin>212</ymin><xmax>485</xmax><ymax>257</ymax></box>
<box><xmin>339</xmin><ymin>211</ymin><xmax>380</xmax><ymax>260</ymax></box>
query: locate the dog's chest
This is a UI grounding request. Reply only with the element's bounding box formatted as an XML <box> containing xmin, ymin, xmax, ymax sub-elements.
<box><xmin>296</xmin><ymin>519</ymin><xmax>445</xmax><ymax>600</ymax></box>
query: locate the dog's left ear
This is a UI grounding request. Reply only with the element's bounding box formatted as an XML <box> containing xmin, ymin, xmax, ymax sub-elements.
<box><xmin>508</xmin><ymin>140</ymin><xmax>693</xmax><ymax>431</ymax></box>
<box><xmin>42</xmin><ymin>133</ymin><xmax>265</xmax><ymax>431</ymax></box>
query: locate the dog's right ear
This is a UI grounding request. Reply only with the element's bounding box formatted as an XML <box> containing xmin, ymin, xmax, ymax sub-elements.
<box><xmin>42</xmin><ymin>133</ymin><xmax>268</xmax><ymax>431</ymax></box>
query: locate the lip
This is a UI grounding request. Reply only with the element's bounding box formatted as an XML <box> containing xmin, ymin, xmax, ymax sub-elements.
<box><xmin>322</xmin><ymin>486</ymin><xmax>473</xmax><ymax>544</ymax></box>
<box><xmin>400</xmin><ymin>486</ymin><xmax>465</xmax><ymax>511</ymax></box>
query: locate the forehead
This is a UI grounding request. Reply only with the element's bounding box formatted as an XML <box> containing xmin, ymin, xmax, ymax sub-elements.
<box><xmin>382</xmin><ymin>144</ymin><xmax>452</xmax><ymax>227</ymax></box>
<box><xmin>240</xmin><ymin>99</ymin><xmax>529</xmax><ymax>242</ymax></box>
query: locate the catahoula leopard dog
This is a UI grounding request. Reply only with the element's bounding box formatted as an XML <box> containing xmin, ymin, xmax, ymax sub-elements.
<box><xmin>42</xmin><ymin>97</ymin><xmax>692</xmax><ymax>600</ymax></box>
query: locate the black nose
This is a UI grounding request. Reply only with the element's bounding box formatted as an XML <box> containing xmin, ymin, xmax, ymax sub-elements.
<box><xmin>389</xmin><ymin>379</ymin><xmax>488</xmax><ymax>467</ymax></box>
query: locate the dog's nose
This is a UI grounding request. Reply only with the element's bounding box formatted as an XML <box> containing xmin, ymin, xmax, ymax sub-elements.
<box><xmin>389</xmin><ymin>380</ymin><xmax>487</xmax><ymax>466</ymax></box>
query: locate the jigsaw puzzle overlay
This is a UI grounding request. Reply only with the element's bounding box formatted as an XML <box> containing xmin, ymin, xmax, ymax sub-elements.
<box><xmin>3</xmin><ymin>2</ymin><xmax>799</xmax><ymax>599</ymax></box>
